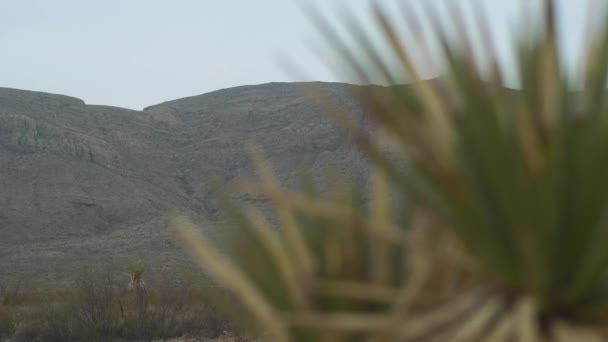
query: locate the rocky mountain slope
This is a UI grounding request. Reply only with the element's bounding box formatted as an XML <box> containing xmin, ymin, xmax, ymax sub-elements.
<box><xmin>0</xmin><ymin>82</ymin><xmax>374</xmax><ymax>286</ymax></box>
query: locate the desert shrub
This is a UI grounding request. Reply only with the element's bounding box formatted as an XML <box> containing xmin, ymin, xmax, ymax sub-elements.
<box><xmin>0</xmin><ymin>306</ymin><xmax>15</xmax><ymax>339</ymax></box>
<box><xmin>14</xmin><ymin>302</ymin><xmax>76</xmax><ymax>342</ymax></box>
<box><xmin>0</xmin><ymin>264</ymin><xmax>254</xmax><ymax>342</ymax></box>
<box><xmin>120</xmin><ymin>281</ymin><xmax>236</xmax><ymax>340</ymax></box>
<box><xmin>144</xmin><ymin>281</ymin><xmax>209</xmax><ymax>338</ymax></box>
<box><xmin>70</xmin><ymin>271</ymin><xmax>120</xmax><ymax>340</ymax></box>
<box><xmin>14</xmin><ymin>272</ymin><xmax>120</xmax><ymax>342</ymax></box>
<box><xmin>0</xmin><ymin>278</ymin><xmax>24</xmax><ymax>306</ymax></box>
<box><xmin>11</xmin><ymin>268</ymin><xmax>247</xmax><ymax>341</ymax></box>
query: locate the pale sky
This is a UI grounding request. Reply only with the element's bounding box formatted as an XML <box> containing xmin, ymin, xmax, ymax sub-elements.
<box><xmin>0</xmin><ymin>1</ymin><xmax>592</xmax><ymax>110</ymax></box>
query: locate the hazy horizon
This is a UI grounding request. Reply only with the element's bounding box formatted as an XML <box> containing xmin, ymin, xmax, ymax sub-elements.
<box><xmin>0</xmin><ymin>0</ymin><xmax>592</xmax><ymax>110</ymax></box>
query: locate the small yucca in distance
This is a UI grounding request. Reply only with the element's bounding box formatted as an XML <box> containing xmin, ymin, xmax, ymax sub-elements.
<box><xmin>173</xmin><ymin>0</ymin><xmax>608</xmax><ymax>340</ymax></box>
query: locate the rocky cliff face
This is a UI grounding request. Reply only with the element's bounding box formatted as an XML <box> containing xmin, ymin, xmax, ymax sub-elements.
<box><xmin>0</xmin><ymin>82</ymin><xmax>375</xmax><ymax>286</ymax></box>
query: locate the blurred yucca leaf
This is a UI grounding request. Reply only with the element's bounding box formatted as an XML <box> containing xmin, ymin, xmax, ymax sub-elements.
<box><xmin>173</xmin><ymin>0</ymin><xmax>608</xmax><ymax>340</ymax></box>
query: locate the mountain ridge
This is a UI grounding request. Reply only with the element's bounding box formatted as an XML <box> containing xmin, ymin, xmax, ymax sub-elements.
<box><xmin>0</xmin><ymin>81</ymin><xmax>373</xmax><ymax>286</ymax></box>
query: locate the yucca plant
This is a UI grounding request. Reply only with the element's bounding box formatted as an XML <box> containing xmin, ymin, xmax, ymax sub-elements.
<box><xmin>174</xmin><ymin>1</ymin><xmax>608</xmax><ymax>340</ymax></box>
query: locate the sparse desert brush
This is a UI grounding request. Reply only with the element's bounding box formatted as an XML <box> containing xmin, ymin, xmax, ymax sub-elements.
<box><xmin>10</xmin><ymin>267</ymin><xmax>240</xmax><ymax>341</ymax></box>
<box><xmin>0</xmin><ymin>306</ymin><xmax>15</xmax><ymax>338</ymax></box>
<box><xmin>174</xmin><ymin>0</ymin><xmax>608</xmax><ymax>341</ymax></box>
<box><xmin>0</xmin><ymin>278</ymin><xmax>24</xmax><ymax>307</ymax></box>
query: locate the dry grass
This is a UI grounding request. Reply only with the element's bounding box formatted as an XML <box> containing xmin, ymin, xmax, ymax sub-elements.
<box><xmin>0</xmin><ymin>269</ymin><xmax>250</xmax><ymax>342</ymax></box>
